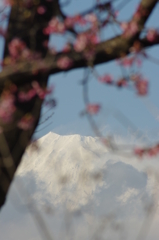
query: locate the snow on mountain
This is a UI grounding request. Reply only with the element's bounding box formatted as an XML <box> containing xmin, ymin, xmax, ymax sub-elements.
<box><xmin>0</xmin><ymin>132</ymin><xmax>158</xmax><ymax>240</ymax></box>
<box><xmin>17</xmin><ymin>132</ymin><xmax>109</xmax><ymax>209</ymax></box>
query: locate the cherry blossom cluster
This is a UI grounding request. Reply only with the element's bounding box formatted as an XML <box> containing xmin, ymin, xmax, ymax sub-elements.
<box><xmin>57</xmin><ymin>56</ymin><xmax>73</xmax><ymax>70</ymax></box>
<box><xmin>120</xmin><ymin>4</ymin><xmax>148</xmax><ymax>38</ymax></box>
<box><xmin>134</xmin><ymin>143</ymin><xmax>159</xmax><ymax>158</ymax></box>
<box><xmin>86</xmin><ymin>104</ymin><xmax>101</xmax><ymax>115</ymax></box>
<box><xmin>31</xmin><ymin>81</ymin><xmax>53</xmax><ymax>99</ymax></box>
<box><xmin>120</xmin><ymin>21</ymin><xmax>139</xmax><ymax>38</ymax></box>
<box><xmin>134</xmin><ymin>76</ymin><xmax>148</xmax><ymax>96</ymax></box>
<box><xmin>43</xmin><ymin>12</ymin><xmax>99</xmax><ymax>60</ymax></box>
<box><xmin>98</xmin><ymin>73</ymin><xmax>148</xmax><ymax>96</ymax></box>
<box><xmin>74</xmin><ymin>31</ymin><xmax>99</xmax><ymax>55</ymax></box>
<box><xmin>98</xmin><ymin>74</ymin><xmax>128</xmax><ymax>87</ymax></box>
<box><xmin>3</xmin><ymin>38</ymin><xmax>41</xmax><ymax>65</ymax></box>
<box><xmin>0</xmin><ymin>82</ymin><xmax>53</xmax><ymax>130</ymax></box>
<box><xmin>54</xmin><ymin>16</ymin><xmax>99</xmax><ymax>69</ymax></box>
<box><xmin>8</xmin><ymin>38</ymin><xmax>27</xmax><ymax>59</ymax></box>
<box><xmin>0</xmin><ymin>86</ymin><xmax>16</xmax><ymax>123</ymax></box>
<box><xmin>85</xmin><ymin>102</ymin><xmax>159</xmax><ymax>158</ymax></box>
<box><xmin>120</xmin><ymin>21</ymin><xmax>159</xmax><ymax>41</ymax></box>
<box><xmin>118</xmin><ymin>55</ymin><xmax>142</xmax><ymax>68</ymax></box>
<box><xmin>43</xmin><ymin>17</ymin><xmax>65</xmax><ymax>35</ymax></box>
<box><xmin>119</xmin><ymin>4</ymin><xmax>159</xmax><ymax>43</ymax></box>
<box><xmin>43</xmin><ymin>13</ymin><xmax>98</xmax><ymax>35</ymax></box>
<box><xmin>18</xmin><ymin>81</ymin><xmax>53</xmax><ymax>102</ymax></box>
<box><xmin>146</xmin><ymin>28</ymin><xmax>159</xmax><ymax>42</ymax></box>
<box><xmin>17</xmin><ymin>114</ymin><xmax>35</xmax><ymax>130</ymax></box>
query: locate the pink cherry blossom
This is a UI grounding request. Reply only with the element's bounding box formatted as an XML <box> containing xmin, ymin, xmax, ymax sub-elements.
<box><xmin>134</xmin><ymin>144</ymin><xmax>159</xmax><ymax>157</ymax></box>
<box><xmin>0</xmin><ymin>92</ymin><xmax>16</xmax><ymax>123</ymax></box>
<box><xmin>57</xmin><ymin>56</ymin><xmax>73</xmax><ymax>69</ymax></box>
<box><xmin>116</xmin><ymin>78</ymin><xmax>127</xmax><ymax>87</ymax></box>
<box><xmin>32</xmin><ymin>81</ymin><xmax>45</xmax><ymax>99</ymax></box>
<box><xmin>119</xmin><ymin>56</ymin><xmax>142</xmax><ymax>67</ymax></box>
<box><xmin>32</xmin><ymin>81</ymin><xmax>53</xmax><ymax>99</ymax></box>
<box><xmin>120</xmin><ymin>57</ymin><xmax>134</xmax><ymax>67</ymax></box>
<box><xmin>73</xmin><ymin>15</ymin><xmax>87</xmax><ymax>26</ymax></box>
<box><xmin>74</xmin><ymin>32</ymin><xmax>99</xmax><ymax>52</ymax></box>
<box><xmin>134</xmin><ymin>148</ymin><xmax>145</xmax><ymax>157</ymax></box>
<box><xmin>120</xmin><ymin>21</ymin><xmax>139</xmax><ymax>38</ymax></box>
<box><xmin>64</xmin><ymin>15</ymin><xmax>87</xmax><ymax>29</ymax></box>
<box><xmin>8</xmin><ymin>38</ymin><xmax>26</xmax><ymax>58</ymax></box>
<box><xmin>86</xmin><ymin>104</ymin><xmax>101</xmax><ymax>114</ymax></box>
<box><xmin>74</xmin><ymin>33</ymin><xmax>88</xmax><ymax>52</ymax></box>
<box><xmin>135</xmin><ymin>79</ymin><xmax>148</xmax><ymax>96</ymax></box>
<box><xmin>134</xmin><ymin>5</ymin><xmax>148</xmax><ymax>20</ymax></box>
<box><xmin>18</xmin><ymin>89</ymin><xmax>36</xmax><ymax>102</ymax></box>
<box><xmin>64</xmin><ymin>16</ymin><xmax>75</xmax><ymax>28</ymax></box>
<box><xmin>85</xmin><ymin>13</ymin><xmax>98</xmax><ymax>24</ymax></box>
<box><xmin>148</xmin><ymin>145</ymin><xmax>159</xmax><ymax>156</ymax></box>
<box><xmin>37</xmin><ymin>6</ymin><xmax>46</xmax><ymax>15</ymax></box>
<box><xmin>43</xmin><ymin>17</ymin><xmax>65</xmax><ymax>35</ymax></box>
<box><xmin>65</xmin><ymin>13</ymin><xmax>98</xmax><ymax>30</ymax></box>
<box><xmin>128</xmin><ymin>22</ymin><xmax>139</xmax><ymax>36</ymax></box>
<box><xmin>120</xmin><ymin>22</ymin><xmax>129</xmax><ymax>31</ymax></box>
<box><xmin>146</xmin><ymin>29</ymin><xmax>158</xmax><ymax>42</ymax></box>
<box><xmin>89</xmin><ymin>33</ymin><xmax>99</xmax><ymax>45</ymax></box>
<box><xmin>98</xmin><ymin>74</ymin><xmax>113</xmax><ymax>84</ymax></box>
<box><xmin>17</xmin><ymin>115</ymin><xmax>34</xmax><ymax>130</ymax></box>
<box><xmin>85</xmin><ymin>13</ymin><xmax>98</xmax><ymax>30</ymax></box>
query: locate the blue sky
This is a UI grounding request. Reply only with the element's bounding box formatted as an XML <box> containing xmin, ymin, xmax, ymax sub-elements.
<box><xmin>0</xmin><ymin>0</ymin><xmax>159</xmax><ymax>142</ymax></box>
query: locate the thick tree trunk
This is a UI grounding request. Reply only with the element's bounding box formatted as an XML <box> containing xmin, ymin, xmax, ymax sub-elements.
<box><xmin>0</xmin><ymin>0</ymin><xmax>60</xmax><ymax>208</ymax></box>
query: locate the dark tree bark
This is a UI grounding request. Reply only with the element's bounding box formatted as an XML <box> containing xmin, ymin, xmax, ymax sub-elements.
<box><xmin>0</xmin><ymin>0</ymin><xmax>62</xmax><ymax>208</ymax></box>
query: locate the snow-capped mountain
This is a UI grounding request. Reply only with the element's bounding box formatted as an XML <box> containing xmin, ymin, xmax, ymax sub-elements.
<box><xmin>0</xmin><ymin>132</ymin><xmax>158</xmax><ymax>240</ymax></box>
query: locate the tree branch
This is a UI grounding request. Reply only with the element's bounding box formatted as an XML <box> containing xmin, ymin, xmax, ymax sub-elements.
<box><xmin>0</xmin><ymin>0</ymin><xmax>158</xmax><ymax>86</ymax></box>
<box><xmin>0</xmin><ymin>36</ymin><xmax>158</xmax><ymax>87</ymax></box>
